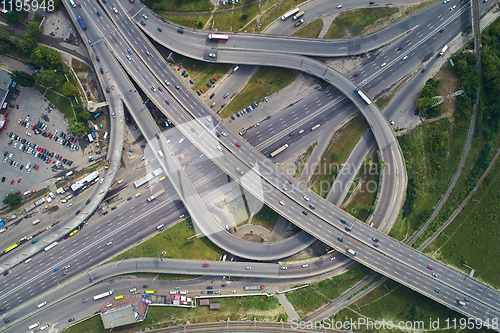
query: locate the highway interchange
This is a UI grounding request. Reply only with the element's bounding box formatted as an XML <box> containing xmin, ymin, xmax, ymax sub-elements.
<box><xmin>1</xmin><ymin>0</ymin><xmax>500</xmax><ymax>330</ymax></box>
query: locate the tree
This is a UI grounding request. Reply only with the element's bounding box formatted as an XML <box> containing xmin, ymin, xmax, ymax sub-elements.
<box><xmin>5</xmin><ymin>12</ymin><xmax>19</xmax><ymax>25</ymax></box>
<box><xmin>67</xmin><ymin>122</ymin><xmax>88</xmax><ymax>136</ymax></box>
<box><xmin>36</xmin><ymin>70</ymin><xmax>58</xmax><ymax>87</ymax></box>
<box><xmin>62</xmin><ymin>81</ymin><xmax>78</xmax><ymax>97</ymax></box>
<box><xmin>74</xmin><ymin>105</ymin><xmax>90</xmax><ymax>122</ymax></box>
<box><xmin>10</xmin><ymin>70</ymin><xmax>35</xmax><ymax>87</ymax></box>
<box><xmin>24</xmin><ymin>32</ymin><xmax>37</xmax><ymax>46</ymax></box>
<box><xmin>3</xmin><ymin>193</ymin><xmax>22</xmax><ymax>206</ymax></box>
<box><xmin>27</xmin><ymin>22</ymin><xmax>41</xmax><ymax>36</ymax></box>
<box><xmin>31</xmin><ymin>46</ymin><xmax>61</xmax><ymax>66</ymax></box>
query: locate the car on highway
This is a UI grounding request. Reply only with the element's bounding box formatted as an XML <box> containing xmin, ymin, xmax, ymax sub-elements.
<box><xmin>372</xmin><ymin>238</ymin><xmax>379</xmax><ymax>242</ymax></box>
<box><xmin>62</xmin><ymin>271</ymin><xmax>68</xmax><ymax>276</ymax></box>
<box><xmin>107</xmin><ymin>242</ymin><xmax>113</xmax><ymax>246</ymax></box>
<box><xmin>126</xmin><ymin>55</ymin><xmax>132</xmax><ymax>61</ymax></box>
<box><xmin>209</xmin><ymin>53</ymin><xmax>216</xmax><ymax>58</ymax></box>
<box><xmin>440</xmin><ymin>28</ymin><xmax>446</xmax><ymax>33</ymax></box>
<box><xmin>427</xmin><ymin>266</ymin><xmax>433</xmax><ymax>270</ymax></box>
<box><xmin>434</xmin><ymin>289</ymin><xmax>440</xmax><ymax>294</ymax></box>
<box><xmin>142</xmin><ymin>13</ymin><xmax>148</xmax><ymax>19</ymax></box>
<box><xmin>203</xmin><ymin>263</ymin><xmax>209</xmax><ymax>267</ymax></box>
<box><xmin>381</xmin><ymin>62</ymin><xmax>386</xmax><ymax>67</ymax></box>
<box><xmin>373</xmin><ymin>243</ymin><xmax>379</xmax><ymax>247</ymax></box>
<box><xmin>279</xmin><ymin>201</ymin><xmax>285</xmax><ymax>206</ymax></box>
<box><xmin>337</xmin><ymin>4</ymin><xmax>343</xmax><ymax>8</ymax></box>
<box><xmin>354</xmin><ymin>71</ymin><xmax>360</xmax><ymax>77</ymax></box>
<box><xmin>338</xmin><ymin>237</ymin><xmax>344</xmax><ymax>242</ymax></box>
<box><xmin>281</xmin><ymin>266</ymin><xmax>287</xmax><ymax>270</ymax></box>
<box><xmin>302</xmin><ymin>264</ymin><xmax>309</xmax><ymax>268</ymax></box>
<box><xmin>340</xmin><ymin>219</ymin><xmax>347</xmax><ymax>224</ymax></box>
<box><xmin>302</xmin><ymin>211</ymin><xmax>308</xmax><ymax>215</ymax></box>
<box><xmin>157</xmin><ymin>27</ymin><xmax>162</xmax><ymax>32</ymax></box>
<box><xmin>432</xmin><ymin>273</ymin><xmax>438</xmax><ymax>277</ymax></box>
<box><xmin>235</xmin><ymin>142</ymin><xmax>241</xmax><ymax>147</ymax></box>
<box><xmin>303</xmin><ymin>195</ymin><xmax>309</xmax><ymax>201</ymax></box>
<box><xmin>246</xmin><ymin>266</ymin><xmax>251</xmax><ymax>270</ymax></box>
<box><xmin>151</xmin><ymin>86</ymin><xmax>157</xmax><ymax>92</ymax></box>
<box><xmin>402</xmin><ymin>56</ymin><xmax>408</xmax><ymax>61</ymax></box>
<box><xmin>53</xmin><ymin>267</ymin><xmax>59</xmax><ymax>272</ymax></box>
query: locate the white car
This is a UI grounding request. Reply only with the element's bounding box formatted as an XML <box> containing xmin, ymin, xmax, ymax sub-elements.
<box><xmin>142</xmin><ymin>13</ymin><xmax>148</xmax><ymax>19</ymax></box>
<box><xmin>107</xmin><ymin>241</ymin><xmax>112</xmax><ymax>246</ymax></box>
<box><xmin>303</xmin><ymin>195</ymin><xmax>309</xmax><ymax>201</ymax></box>
<box><xmin>381</xmin><ymin>62</ymin><xmax>387</xmax><ymax>67</ymax></box>
<box><xmin>164</xmin><ymin>80</ymin><xmax>170</xmax><ymax>86</ymax></box>
<box><xmin>279</xmin><ymin>201</ymin><xmax>285</xmax><ymax>206</ymax></box>
<box><xmin>26</xmin><ymin>131</ymin><xmax>32</xmax><ymax>136</ymax></box>
<box><xmin>67</xmin><ymin>203</ymin><xmax>73</xmax><ymax>208</ymax></box>
<box><xmin>151</xmin><ymin>86</ymin><xmax>157</xmax><ymax>92</ymax></box>
<box><xmin>126</xmin><ymin>55</ymin><xmax>132</xmax><ymax>61</ymax></box>
<box><xmin>118</xmin><ymin>179</ymin><xmax>124</xmax><ymax>184</ymax></box>
<box><xmin>402</xmin><ymin>56</ymin><xmax>408</xmax><ymax>61</ymax></box>
<box><xmin>337</xmin><ymin>4</ymin><xmax>343</xmax><ymax>8</ymax></box>
<box><xmin>112</xmin><ymin>6</ymin><xmax>118</xmax><ymax>13</ymax></box>
<box><xmin>112</xmin><ymin>113</ymin><xmax>115</xmax><ymax>118</ymax></box>
<box><xmin>209</xmin><ymin>53</ymin><xmax>216</xmax><ymax>58</ymax></box>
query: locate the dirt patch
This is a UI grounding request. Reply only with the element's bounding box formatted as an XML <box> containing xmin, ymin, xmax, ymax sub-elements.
<box><xmin>433</xmin><ymin>65</ymin><xmax>461</xmax><ymax>121</ymax></box>
<box><xmin>242</xmin><ymin>233</ymin><xmax>264</xmax><ymax>242</ymax></box>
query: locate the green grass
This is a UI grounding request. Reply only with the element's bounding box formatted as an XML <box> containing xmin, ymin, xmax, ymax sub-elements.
<box><xmin>161</xmin><ymin>14</ymin><xmax>210</xmax><ymax>29</ymax></box>
<box><xmin>221</xmin><ymin>67</ymin><xmax>296</xmax><ymax>118</ymax></box>
<box><xmin>389</xmin><ymin>118</ymin><xmax>468</xmax><ymax>242</ymax></box>
<box><xmin>35</xmin><ymin>85</ymin><xmax>46</xmax><ymax>96</ymax></box>
<box><xmin>66</xmin><ymin>296</ymin><xmax>285</xmax><ymax>333</ymax></box>
<box><xmin>55</xmin><ymin>96</ymin><xmax>74</xmax><ymax>120</ymax></box>
<box><xmin>294</xmin><ymin>143</ymin><xmax>317</xmax><ymax>178</ymax></box>
<box><xmin>324</xmin><ymin>7</ymin><xmax>398</xmax><ymax>39</ymax></box>
<box><xmin>149</xmin><ymin>0</ymin><xmax>212</xmax><ymax>12</ymax></box>
<box><xmin>375</xmin><ymin>95</ymin><xmax>391</xmax><ymax>110</ymax></box>
<box><xmin>292</xmin><ymin>19</ymin><xmax>323</xmax><ymax>38</ymax></box>
<box><xmin>345</xmin><ymin>160</ymin><xmax>379</xmax><ymax>222</ymax></box>
<box><xmin>113</xmin><ymin>219</ymin><xmax>221</xmax><ymax>261</ymax></box>
<box><xmin>180</xmin><ymin>57</ymin><xmax>211</xmax><ymax>78</ymax></box>
<box><xmin>251</xmin><ymin>205</ymin><xmax>279</xmax><ymax>231</ymax></box>
<box><xmin>192</xmin><ymin>64</ymin><xmax>232</xmax><ymax>93</ymax></box>
<box><xmin>309</xmin><ymin>117</ymin><xmax>368</xmax><ymax>197</ymax></box>
<box><xmin>423</xmin><ymin>156</ymin><xmax>500</xmax><ymax>288</ymax></box>
<box><xmin>287</xmin><ymin>264</ymin><xmax>372</xmax><ymax>318</ymax></box>
<box><xmin>213</xmin><ymin>11</ymin><xmax>233</xmax><ymax>31</ymax></box>
<box><xmin>44</xmin><ymin>89</ymin><xmax>58</xmax><ymax>105</ymax></box>
<box><xmin>213</xmin><ymin>6</ymin><xmax>260</xmax><ymax>32</ymax></box>
<box><xmin>335</xmin><ymin>279</ymin><xmax>467</xmax><ymax>332</ymax></box>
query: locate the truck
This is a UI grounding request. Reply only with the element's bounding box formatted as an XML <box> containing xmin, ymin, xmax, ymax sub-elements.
<box><xmin>244</xmin><ymin>285</ymin><xmax>265</xmax><ymax>291</ymax></box>
<box><xmin>270</xmin><ymin>144</ymin><xmax>289</xmax><ymax>157</ymax></box>
<box><xmin>93</xmin><ymin>290</ymin><xmax>114</xmax><ymax>301</ymax></box>
<box><xmin>346</xmin><ymin>248</ymin><xmax>358</xmax><ymax>256</ymax></box>
<box><xmin>293</xmin><ymin>11</ymin><xmax>305</xmax><ymax>20</ymax></box>
<box><xmin>295</xmin><ymin>19</ymin><xmax>304</xmax><ymax>26</ymax></box>
<box><xmin>439</xmin><ymin>45</ymin><xmax>449</xmax><ymax>57</ymax></box>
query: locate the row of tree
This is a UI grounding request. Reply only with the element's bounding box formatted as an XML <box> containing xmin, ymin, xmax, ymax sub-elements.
<box><xmin>417</xmin><ymin>79</ymin><xmax>442</xmax><ymax>118</ymax></box>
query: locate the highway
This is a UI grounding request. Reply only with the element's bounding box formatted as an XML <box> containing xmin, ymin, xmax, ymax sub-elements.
<box><xmin>87</xmin><ymin>0</ymin><xmax>500</xmax><ymax>324</ymax></box>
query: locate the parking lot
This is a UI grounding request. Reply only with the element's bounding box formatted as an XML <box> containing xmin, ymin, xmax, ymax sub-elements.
<box><xmin>0</xmin><ymin>88</ymin><xmax>90</xmax><ymax>199</ymax></box>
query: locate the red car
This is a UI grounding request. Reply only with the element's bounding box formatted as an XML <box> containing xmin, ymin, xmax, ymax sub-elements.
<box><xmin>17</xmin><ymin>178</ymin><xmax>21</xmax><ymax>183</ymax></box>
<box><xmin>373</xmin><ymin>243</ymin><xmax>379</xmax><ymax>247</ymax></box>
<box><xmin>354</xmin><ymin>72</ymin><xmax>360</xmax><ymax>77</ymax></box>
<box><xmin>213</xmin><ymin>77</ymin><xmax>218</xmax><ymax>81</ymax></box>
<box><xmin>10</xmin><ymin>179</ymin><xmax>14</xmax><ymax>185</ymax></box>
<box><xmin>15</xmin><ymin>191</ymin><xmax>20</xmax><ymax>195</ymax></box>
<box><xmin>178</xmin><ymin>65</ymin><xmax>182</xmax><ymax>71</ymax></box>
<box><xmin>47</xmin><ymin>158</ymin><xmax>51</xmax><ymax>163</ymax></box>
<box><xmin>158</xmin><ymin>86</ymin><xmax>163</xmax><ymax>92</ymax></box>
<box><xmin>16</xmin><ymin>105</ymin><xmax>19</xmax><ymax>109</ymax></box>
<box><xmin>58</xmin><ymin>156</ymin><xmax>62</xmax><ymax>161</ymax></box>
<box><xmin>34</xmin><ymin>165</ymin><xmax>39</xmax><ymax>171</ymax></box>
<box><xmin>235</xmin><ymin>142</ymin><xmax>241</xmax><ymax>147</ymax></box>
<box><xmin>62</xmin><ymin>271</ymin><xmax>68</xmax><ymax>276</ymax></box>
<box><xmin>200</xmin><ymin>88</ymin><xmax>205</xmax><ymax>94</ymax></box>
<box><xmin>427</xmin><ymin>266</ymin><xmax>433</xmax><ymax>270</ymax></box>
<box><xmin>77</xmin><ymin>2</ymin><xmax>81</xmax><ymax>7</ymax></box>
<box><xmin>203</xmin><ymin>264</ymin><xmax>209</xmax><ymax>267</ymax></box>
<box><xmin>31</xmin><ymin>125</ymin><xmax>35</xmax><ymax>130</ymax></box>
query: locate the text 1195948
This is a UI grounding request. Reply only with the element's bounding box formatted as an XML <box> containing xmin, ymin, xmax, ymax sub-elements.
<box><xmin>2</xmin><ymin>0</ymin><xmax>55</xmax><ymax>13</ymax></box>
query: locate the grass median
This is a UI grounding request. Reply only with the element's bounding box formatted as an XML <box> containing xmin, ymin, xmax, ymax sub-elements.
<box><xmin>293</xmin><ymin>19</ymin><xmax>323</xmax><ymax>38</ymax></box>
<box><xmin>309</xmin><ymin>116</ymin><xmax>368</xmax><ymax>198</ymax></box>
<box><xmin>221</xmin><ymin>67</ymin><xmax>296</xmax><ymax>118</ymax></box>
<box><xmin>113</xmin><ymin>218</ymin><xmax>221</xmax><ymax>261</ymax></box>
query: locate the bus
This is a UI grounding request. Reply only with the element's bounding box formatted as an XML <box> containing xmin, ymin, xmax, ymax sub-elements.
<box><xmin>145</xmin><ymin>290</ymin><xmax>155</xmax><ymax>294</ymax></box>
<box><xmin>93</xmin><ymin>290</ymin><xmax>114</xmax><ymax>301</ymax></box>
<box><xmin>148</xmin><ymin>189</ymin><xmax>166</xmax><ymax>202</ymax></box>
<box><xmin>270</xmin><ymin>144</ymin><xmax>289</xmax><ymax>157</ymax></box>
<box><xmin>311</xmin><ymin>124</ymin><xmax>320</xmax><ymax>131</ymax></box>
<box><xmin>69</xmin><ymin>229</ymin><xmax>78</xmax><ymax>237</ymax></box>
<box><xmin>4</xmin><ymin>243</ymin><xmax>18</xmax><ymax>254</ymax></box>
<box><xmin>114</xmin><ymin>294</ymin><xmax>124</xmax><ymax>300</ymax></box>
<box><xmin>244</xmin><ymin>285</ymin><xmax>265</xmax><ymax>290</ymax></box>
<box><xmin>439</xmin><ymin>45</ymin><xmax>449</xmax><ymax>57</ymax></box>
<box><xmin>355</xmin><ymin>88</ymin><xmax>371</xmax><ymax>105</ymax></box>
<box><xmin>208</xmin><ymin>34</ymin><xmax>229</xmax><ymax>40</ymax></box>
<box><xmin>281</xmin><ymin>8</ymin><xmax>299</xmax><ymax>20</ymax></box>
<box><xmin>76</xmin><ymin>16</ymin><xmax>86</xmax><ymax>30</ymax></box>
<box><xmin>44</xmin><ymin>241</ymin><xmax>58</xmax><ymax>252</ymax></box>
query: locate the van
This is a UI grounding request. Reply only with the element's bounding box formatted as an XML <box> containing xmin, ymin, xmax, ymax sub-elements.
<box><xmin>179</xmin><ymin>137</ymin><xmax>185</xmax><ymax>144</ymax></box>
<box><xmin>37</xmin><ymin>301</ymin><xmax>47</xmax><ymax>308</ymax></box>
<box><xmin>28</xmin><ymin>322</ymin><xmax>40</xmax><ymax>330</ymax></box>
<box><xmin>135</xmin><ymin>193</ymin><xmax>141</xmax><ymax>198</ymax></box>
<box><xmin>0</xmin><ymin>228</ymin><xmax>6</xmax><ymax>234</ymax></box>
<box><xmin>103</xmin><ymin>132</ymin><xmax>108</xmax><ymax>140</ymax></box>
<box><xmin>40</xmin><ymin>324</ymin><xmax>49</xmax><ymax>330</ymax></box>
<box><xmin>32</xmin><ymin>219</ymin><xmax>40</xmax><ymax>225</ymax></box>
<box><xmin>94</xmin><ymin>124</ymin><xmax>99</xmax><ymax>132</ymax></box>
<box><xmin>69</xmin><ymin>0</ymin><xmax>76</xmax><ymax>7</ymax></box>
<box><xmin>169</xmin><ymin>291</ymin><xmax>178</xmax><ymax>294</ymax></box>
<box><xmin>158</xmin><ymin>150</ymin><xmax>165</xmax><ymax>158</ymax></box>
<box><xmin>458</xmin><ymin>300</ymin><xmax>466</xmax><ymax>306</ymax></box>
<box><xmin>179</xmin><ymin>291</ymin><xmax>188</xmax><ymax>295</ymax></box>
<box><xmin>233</xmin><ymin>66</ymin><xmax>239</xmax><ymax>72</ymax></box>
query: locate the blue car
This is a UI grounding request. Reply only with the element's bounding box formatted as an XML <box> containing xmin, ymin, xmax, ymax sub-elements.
<box><xmin>338</xmin><ymin>237</ymin><xmax>344</xmax><ymax>242</ymax></box>
<box><xmin>434</xmin><ymin>289</ymin><xmax>440</xmax><ymax>294</ymax></box>
<box><xmin>129</xmin><ymin>149</ymin><xmax>133</xmax><ymax>152</ymax></box>
<box><xmin>54</xmin><ymin>267</ymin><xmax>59</xmax><ymax>272</ymax></box>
